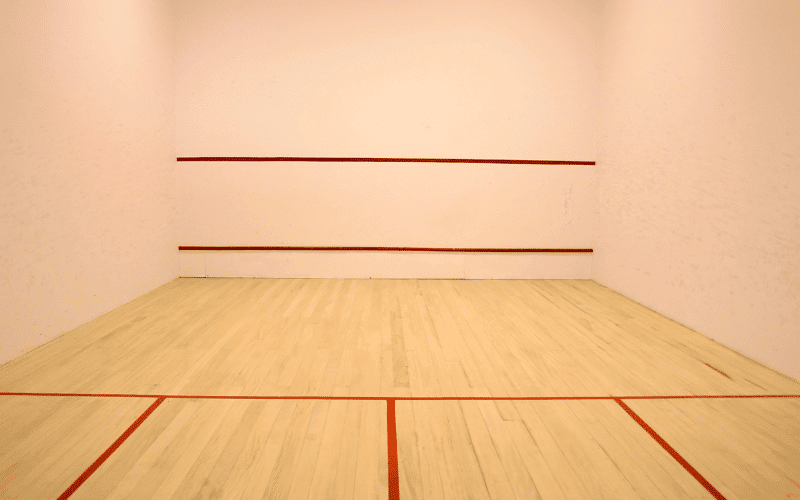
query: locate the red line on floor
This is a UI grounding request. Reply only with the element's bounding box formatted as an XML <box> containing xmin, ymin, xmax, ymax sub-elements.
<box><xmin>57</xmin><ymin>396</ymin><xmax>165</xmax><ymax>500</ymax></box>
<box><xmin>387</xmin><ymin>399</ymin><xmax>400</xmax><ymax>500</ymax></box>
<box><xmin>389</xmin><ymin>395</ymin><xmax>800</xmax><ymax>400</ymax></box>
<box><xmin>745</xmin><ymin>379</ymin><xmax>767</xmax><ymax>390</ymax></box>
<box><xmin>1</xmin><ymin>392</ymin><xmax>798</xmax><ymax>400</ymax></box>
<box><xmin>0</xmin><ymin>392</ymin><xmax>152</xmax><ymax>398</ymax></box>
<box><xmin>615</xmin><ymin>399</ymin><xmax>727</xmax><ymax>500</ymax></box>
<box><xmin>704</xmin><ymin>363</ymin><xmax>732</xmax><ymax>380</ymax></box>
<box><xmin>176</xmin><ymin>156</ymin><xmax>595</xmax><ymax>165</ymax></box>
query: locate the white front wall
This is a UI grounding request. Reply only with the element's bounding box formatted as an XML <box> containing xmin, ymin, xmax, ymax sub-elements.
<box><xmin>174</xmin><ymin>0</ymin><xmax>601</xmax><ymax>279</ymax></box>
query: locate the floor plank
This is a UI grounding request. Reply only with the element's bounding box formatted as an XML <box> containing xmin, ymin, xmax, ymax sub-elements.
<box><xmin>627</xmin><ymin>398</ymin><xmax>800</xmax><ymax>500</ymax></box>
<box><xmin>1</xmin><ymin>278</ymin><xmax>798</xmax><ymax>499</ymax></box>
<box><xmin>397</xmin><ymin>400</ymin><xmax>714</xmax><ymax>500</ymax></box>
<box><xmin>0</xmin><ymin>395</ymin><xmax>157</xmax><ymax>499</ymax></box>
<box><xmin>69</xmin><ymin>399</ymin><xmax>386</xmax><ymax>500</ymax></box>
<box><xmin>3</xmin><ymin>279</ymin><xmax>797</xmax><ymax>397</ymax></box>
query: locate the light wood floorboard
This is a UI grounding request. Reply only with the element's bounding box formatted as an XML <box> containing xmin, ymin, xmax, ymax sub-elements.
<box><xmin>627</xmin><ymin>398</ymin><xmax>800</xmax><ymax>500</ymax></box>
<box><xmin>0</xmin><ymin>396</ymin><xmax>156</xmax><ymax>499</ymax></box>
<box><xmin>66</xmin><ymin>399</ymin><xmax>386</xmax><ymax>500</ymax></box>
<box><xmin>3</xmin><ymin>278</ymin><xmax>795</xmax><ymax>397</ymax></box>
<box><xmin>396</xmin><ymin>400</ymin><xmax>714</xmax><ymax>500</ymax></box>
<box><xmin>1</xmin><ymin>278</ymin><xmax>798</xmax><ymax>499</ymax></box>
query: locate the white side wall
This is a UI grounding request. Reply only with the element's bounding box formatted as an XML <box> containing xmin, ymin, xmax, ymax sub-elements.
<box><xmin>0</xmin><ymin>0</ymin><xmax>177</xmax><ymax>365</ymax></box>
<box><xmin>595</xmin><ymin>0</ymin><xmax>800</xmax><ymax>379</ymax></box>
<box><xmin>175</xmin><ymin>0</ymin><xmax>601</xmax><ymax>278</ymax></box>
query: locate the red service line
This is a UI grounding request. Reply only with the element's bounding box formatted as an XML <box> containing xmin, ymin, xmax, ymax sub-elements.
<box><xmin>176</xmin><ymin>156</ymin><xmax>595</xmax><ymax>165</ymax></box>
<box><xmin>58</xmin><ymin>396</ymin><xmax>165</xmax><ymax>500</ymax></box>
<box><xmin>615</xmin><ymin>399</ymin><xmax>727</xmax><ymax>500</ymax></box>
<box><xmin>178</xmin><ymin>246</ymin><xmax>594</xmax><ymax>253</ymax></box>
<box><xmin>1</xmin><ymin>392</ymin><xmax>799</xmax><ymax>400</ymax></box>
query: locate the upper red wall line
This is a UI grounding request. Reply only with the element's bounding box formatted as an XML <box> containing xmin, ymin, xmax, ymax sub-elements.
<box><xmin>177</xmin><ymin>246</ymin><xmax>594</xmax><ymax>253</ymax></box>
<box><xmin>176</xmin><ymin>156</ymin><xmax>595</xmax><ymax>165</ymax></box>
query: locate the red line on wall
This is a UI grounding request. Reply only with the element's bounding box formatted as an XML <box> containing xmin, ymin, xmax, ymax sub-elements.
<box><xmin>177</xmin><ymin>156</ymin><xmax>595</xmax><ymax>165</ymax></box>
<box><xmin>387</xmin><ymin>399</ymin><xmax>400</xmax><ymax>500</ymax></box>
<box><xmin>178</xmin><ymin>246</ymin><xmax>593</xmax><ymax>253</ymax></box>
<box><xmin>703</xmin><ymin>363</ymin><xmax>732</xmax><ymax>380</ymax></box>
<box><xmin>57</xmin><ymin>396</ymin><xmax>165</xmax><ymax>500</ymax></box>
<box><xmin>180</xmin><ymin>277</ymin><xmax>465</xmax><ymax>280</ymax></box>
<box><xmin>615</xmin><ymin>399</ymin><xmax>727</xmax><ymax>500</ymax></box>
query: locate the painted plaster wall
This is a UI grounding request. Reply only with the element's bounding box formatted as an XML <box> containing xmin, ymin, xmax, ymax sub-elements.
<box><xmin>174</xmin><ymin>0</ymin><xmax>600</xmax><ymax>277</ymax></box>
<box><xmin>0</xmin><ymin>0</ymin><xmax>177</xmax><ymax>364</ymax></box>
<box><xmin>595</xmin><ymin>0</ymin><xmax>800</xmax><ymax>379</ymax></box>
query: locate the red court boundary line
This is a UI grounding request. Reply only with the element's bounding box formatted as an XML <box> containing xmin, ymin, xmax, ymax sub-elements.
<box><xmin>57</xmin><ymin>396</ymin><xmax>165</xmax><ymax>500</ymax></box>
<box><xmin>387</xmin><ymin>399</ymin><xmax>400</xmax><ymax>500</ymax></box>
<box><xmin>2</xmin><ymin>392</ymin><xmax>798</xmax><ymax>400</ymax></box>
<box><xmin>745</xmin><ymin>378</ymin><xmax>767</xmax><ymax>390</ymax></box>
<box><xmin>704</xmin><ymin>363</ymin><xmax>732</xmax><ymax>380</ymax></box>
<box><xmin>178</xmin><ymin>246</ymin><xmax>593</xmax><ymax>253</ymax></box>
<box><xmin>5</xmin><ymin>392</ymin><xmax>797</xmax><ymax>499</ymax></box>
<box><xmin>615</xmin><ymin>399</ymin><xmax>727</xmax><ymax>500</ymax></box>
<box><xmin>177</xmin><ymin>157</ymin><xmax>595</xmax><ymax>165</ymax></box>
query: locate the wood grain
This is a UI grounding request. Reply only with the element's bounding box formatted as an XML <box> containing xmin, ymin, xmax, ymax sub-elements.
<box><xmin>1</xmin><ymin>278</ymin><xmax>798</xmax><ymax>499</ymax></box>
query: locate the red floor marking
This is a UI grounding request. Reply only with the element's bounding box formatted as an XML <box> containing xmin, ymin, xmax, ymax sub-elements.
<box><xmin>744</xmin><ymin>378</ymin><xmax>767</xmax><ymax>390</ymax></box>
<box><xmin>2</xmin><ymin>391</ymin><xmax>796</xmax><ymax>499</ymax></box>
<box><xmin>786</xmin><ymin>475</ymin><xmax>800</xmax><ymax>490</ymax></box>
<box><xmin>704</xmin><ymin>363</ymin><xmax>732</xmax><ymax>380</ymax></box>
<box><xmin>617</xmin><ymin>394</ymin><xmax>800</xmax><ymax>400</ymax></box>
<box><xmin>57</xmin><ymin>397</ymin><xmax>165</xmax><ymax>500</ymax></box>
<box><xmin>387</xmin><ymin>399</ymin><xmax>400</xmax><ymax>500</ymax></box>
<box><xmin>0</xmin><ymin>392</ymin><xmax>148</xmax><ymax>398</ymax></box>
<box><xmin>1</xmin><ymin>392</ymin><xmax>798</xmax><ymax>400</ymax></box>
<box><xmin>0</xmin><ymin>461</ymin><xmax>21</xmax><ymax>500</ymax></box>
<box><xmin>615</xmin><ymin>399</ymin><xmax>727</xmax><ymax>500</ymax></box>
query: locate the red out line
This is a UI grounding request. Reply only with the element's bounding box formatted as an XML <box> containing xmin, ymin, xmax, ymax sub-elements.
<box><xmin>177</xmin><ymin>156</ymin><xmax>595</xmax><ymax>165</ymax></box>
<box><xmin>178</xmin><ymin>246</ymin><xmax>593</xmax><ymax>253</ymax></box>
<box><xmin>615</xmin><ymin>399</ymin><xmax>727</xmax><ymax>500</ymax></box>
<box><xmin>58</xmin><ymin>396</ymin><xmax>165</xmax><ymax>500</ymax></box>
<box><xmin>387</xmin><ymin>399</ymin><xmax>400</xmax><ymax>500</ymax></box>
<box><xmin>704</xmin><ymin>363</ymin><xmax>732</xmax><ymax>380</ymax></box>
<box><xmin>1</xmin><ymin>392</ymin><xmax>798</xmax><ymax>401</ymax></box>
<box><xmin>184</xmin><ymin>277</ymin><xmax>471</xmax><ymax>280</ymax></box>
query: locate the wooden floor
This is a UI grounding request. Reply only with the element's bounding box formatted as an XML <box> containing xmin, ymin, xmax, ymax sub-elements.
<box><xmin>0</xmin><ymin>278</ymin><xmax>798</xmax><ymax>499</ymax></box>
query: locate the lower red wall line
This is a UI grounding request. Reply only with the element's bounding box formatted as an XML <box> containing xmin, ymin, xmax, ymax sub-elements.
<box><xmin>178</xmin><ymin>246</ymin><xmax>593</xmax><ymax>253</ymax></box>
<box><xmin>387</xmin><ymin>399</ymin><xmax>400</xmax><ymax>500</ymax></box>
<box><xmin>57</xmin><ymin>396</ymin><xmax>166</xmax><ymax>500</ymax></box>
<box><xmin>615</xmin><ymin>399</ymin><xmax>727</xmax><ymax>500</ymax></box>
